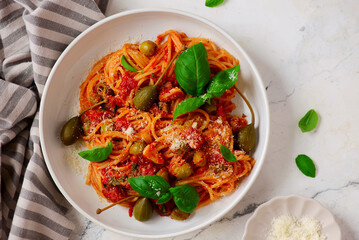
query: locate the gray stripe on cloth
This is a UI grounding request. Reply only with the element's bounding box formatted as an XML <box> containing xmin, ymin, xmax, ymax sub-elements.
<box><xmin>30</xmin><ymin>151</ymin><xmax>54</xmax><ymax>184</ymax></box>
<box><xmin>1</xmin><ymin>1</ymin><xmax>108</xmax><ymax>239</ymax></box>
<box><xmin>30</xmin><ymin>53</ymin><xmax>56</xmax><ymax>68</ymax></box>
<box><xmin>15</xmin><ymin>207</ymin><xmax>73</xmax><ymax>236</ymax></box>
<box><xmin>19</xmin><ymin>189</ymin><xmax>67</xmax><ymax>215</ymax></box>
<box><xmin>0</xmin><ymin>87</ymin><xmax>27</xmax><ymax>118</ymax></box>
<box><xmin>0</xmin><ymin>8</ymin><xmax>23</xmax><ymax>29</ymax></box>
<box><xmin>10</xmin><ymin>225</ymin><xmax>53</xmax><ymax>240</ymax></box>
<box><xmin>8</xmin><ymin>65</ymin><xmax>33</xmax><ymax>86</ymax></box>
<box><xmin>41</xmin><ymin>1</ymin><xmax>98</xmax><ymax>26</ymax></box>
<box><xmin>33</xmin><ymin>72</ymin><xmax>47</xmax><ymax>85</ymax></box>
<box><xmin>24</xmin><ymin>168</ymin><xmax>69</xmax><ymax>213</ymax></box>
<box><xmin>0</xmin><ymin>0</ymin><xmax>13</xmax><ymax>10</ymax></box>
<box><xmin>28</xmin><ymin>33</ymin><xmax>68</xmax><ymax>52</ymax></box>
<box><xmin>0</xmin><ymin>81</ymin><xmax>9</xmax><ymax>96</ymax></box>
<box><xmin>3</xmin><ymin>150</ymin><xmax>25</xmax><ymax>165</ymax></box>
<box><xmin>24</xmin><ymin>15</ymin><xmax>82</xmax><ymax>38</ymax></box>
<box><xmin>3</xmin><ymin>56</ymin><xmax>32</xmax><ymax>69</ymax></box>
<box><xmin>1</xmin><ymin>26</ymin><xmax>27</xmax><ymax>49</ymax></box>
<box><xmin>15</xmin><ymin>0</ymin><xmax>37</xmax><ymax>11</ymax></box>
<box><xmin>13</xmin><ymin>95</ymin><xmax>37</xmax><ymax>124</ymax></box>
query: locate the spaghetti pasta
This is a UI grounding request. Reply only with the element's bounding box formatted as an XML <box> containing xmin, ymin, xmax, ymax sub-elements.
<box><xmin>78</xmin><ymin>30</ymin><xmax>255</xmax><ymax>218</ymax></box>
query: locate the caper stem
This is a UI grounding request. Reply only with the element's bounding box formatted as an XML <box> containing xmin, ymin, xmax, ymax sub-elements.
<box><xmin>79</xmin><ymin>100</ymin><xmax>107</xmax><ymax>116</ymax></box>
<box><xmin>234</xmin><ymin>85</ymin><xmax>255</xmax><ymax>125</ymax></box>
<box><xmin>154</xmin><ymin>45</ymin><xmax>186</xmax><ymax>88</ymax></box>
<box><xmin>96</xmin><ymin>195</ymin><xmax>140</xmax><ymax>214</ymax></box>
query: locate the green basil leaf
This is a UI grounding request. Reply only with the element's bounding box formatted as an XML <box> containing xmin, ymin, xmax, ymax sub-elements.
<box><xmin>220</xmin><ymin>144</ymin><xmax>237</xmax><ymax>162</ymax></box>
<box><xmin>205</xmin><ymin>0</ymin><xmax>224</xmax><ymax>7</ymax></box>
<box><xmin>156</xmin><ymin>192</ymin><xmax>173</xmax><ymax>205</ymax></box>
<box><xmin>78</xmin><ymin>141</ymin><xmax>113</xmax><ymax>162</ymax></box>
<box><xmin>170</xmin><ymin>185</ymin><xmax>199</xmax><ymax>213</ymax></box>
<box><xmin>298</xmin><ymin>109</ymin><xmax>318</xmax><ymax>132</ymax></box>
<box><xmin>174</xmin><ymin>42</ymin><xmax>211</xmax><ymax>96</ymax></box>
<box><xmin>173</xmin><ymin>95</ymin><xmax>209</xmax><ymax>121</ymax></box>
<box><xmin>128</xmin><ymin>175</ymin><xmax>171</xmax><ymax>199</ymax></box>
<box><xmin>295</xmin><ymin>154</ymin><xmax>316</xmax><ymax>178</ymax></box>
<box><xmin>121</xmin><ymin>55</ymin><xmax>138</xmax><ymax>72</ymax></box>
<box><xmin>207</xmin><ymin>65</ymin><xmax>240</xmax><ymax>98</ymax></box>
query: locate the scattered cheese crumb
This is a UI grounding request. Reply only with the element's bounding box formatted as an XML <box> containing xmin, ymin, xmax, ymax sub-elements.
<box><xmin>215</xmin><ymin>117</ymin><xmax>223</xmax><ymax>124</ymax></box>
<box><xmin>266</xmin><ymin>215</ymin><xmax>326</xmax><ymax>240</ymax></box>
<box><xmin>64</xmin><ymin>142</ymin><xmax>89</xmax><ymax>179</ymax></box>
<box><xmin>170</xmin><ymin>137</ymin><xmax>186</xmax><ymax>151</ymax></box>
<box><xmin>192</xmin><ymin>122</ymin><xmax>198</xmax><ymax>129</ymax></box>
<box><xmin>123</xmin><ymin>126</ymin><xmax>135</xmax><ymax>136</ymax></box>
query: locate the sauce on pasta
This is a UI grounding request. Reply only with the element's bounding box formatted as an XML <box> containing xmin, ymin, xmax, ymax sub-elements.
<box><xmin>78</xmin><ymin>30</ymin><xmax>255</xmax><ymax>219</ymax></box>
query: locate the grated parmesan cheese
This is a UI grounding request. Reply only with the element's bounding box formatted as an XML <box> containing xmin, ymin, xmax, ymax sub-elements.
<box><xmin>170</xmin><ymin>137</ymin><xmax>186</xmax><ymax>151</ymax></box>
<box><xmin>64</xmin><ymin>141</ymin><xmax>89</xmax><ymax>179</ymax></box>
<box><xmin>192</xmin><ymin>122</ymin><xmax>198</xmax><ymax>129</ymax></box>
<box><xmin>215</xmin><ymin>117</ymin><xmax>223</xmax><ymax>124</ymax></box>
<box><xmin>123</xmin><ymin>126</ymin><xmax>135</xmax><ymax>136</ymax></box>
<box><xmin>266</xmin><ymin>215</ymin><xmax>326</xmax><ymax>240</ymax></box>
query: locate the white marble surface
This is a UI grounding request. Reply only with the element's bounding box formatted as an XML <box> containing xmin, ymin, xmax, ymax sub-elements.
<box><xmin>70</xmin><ymin>1</ymin><xmax>359</xmax><ymax>239</ymax></box>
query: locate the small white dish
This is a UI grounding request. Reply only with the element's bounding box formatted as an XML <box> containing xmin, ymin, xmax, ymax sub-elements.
<box><xmin>39</xmin><ymin>9</ymin><xmax>270</xmax><ymax>238</ymax></box>
<box><xmin>243</xmin><ymin>195</ymin><xmax>341</xmax><ymax>240</ymax></box>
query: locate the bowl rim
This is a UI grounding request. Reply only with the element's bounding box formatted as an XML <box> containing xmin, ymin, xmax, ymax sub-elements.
<box><xmin>39</xmin><ymin>8</ymin><xmax>270</xmax><ymax>238</ymax></box>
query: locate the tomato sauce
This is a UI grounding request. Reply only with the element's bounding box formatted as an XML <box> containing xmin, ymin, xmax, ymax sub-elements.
<box><xmin>130</xmin><ymin>155</ymin><xmax>159</xmax><ymax>176</ymax></box>
<box><xmin>113</xmin><ymin>117</ymin><xmax>130</xmax><ymax>131</ymax></box>
<box><xmin>182</xmin><ymin>128</ymin><xmax>204</xmax><ymax>150</ymax></box>
<box><xmin>83</xmin><ymin>108</ymin><xmax>114</xmax><ymax>127</ymax></box>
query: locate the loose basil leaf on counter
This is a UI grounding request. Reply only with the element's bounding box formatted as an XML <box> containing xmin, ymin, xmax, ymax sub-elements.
<box><xmin>295</xmin><ymin>154</ymin><xmax>316</xmax><ymax>178</ymax></box>
<box><xmin>173</xmin><ymin>95</ymin><xmax>209</xmax><ymax>121</ymax></box>
<box><xmin>298</xmin><ymin>109</ymin><xmax>318</xmax><ymax>132</ymax></box>
<box><xmin>121</xmin><ymin>55</ymin><xmax>138</xmax><ymax>72</ymax></box>
<box><xmin>170</xmin><ymin>185</ymin><xmax>199</xmax><ymax>213</ymax></box>
<box><xmin>128</xmin><ymin>175</ymin><xmax>171</xmax><ymax>199</ymax></box>
<box><xmin>174</xmin><ymin>42</ymin><xmax>211</xmax><ymax>96</ymax></box>
<box><xmin>220</xmin><ymin>144</ymin><xmax>237</xmax><ymax>162</ymax></box>
<box><xmin>78</xmin><ymin>141</ymin><xmax>113</xmax><ymax>162</ymax></box>
<box><xmin>156</xmin><ymin>192</ymin><xmax>173</xmax><ymax>205</ymax></box>
<box><xmin>205</xmin><ymin>0</ymin><xmax>224</xmax><ymax>7</ymax></box>
<box><xmin>207</xmin><ymin>65</ymin><xmax>240</xmax><ymax>97</ymax></box>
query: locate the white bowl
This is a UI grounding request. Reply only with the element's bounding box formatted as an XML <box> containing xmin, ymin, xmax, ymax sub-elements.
<box><xmin>243</xmin><ymin>195</ymin><xmax>342</xmax><ymax>240</ymax></box>
<box><xmin>39</xmin><ymin>9</ymin><xmax>270</xmax><ymax>238</ymax></box>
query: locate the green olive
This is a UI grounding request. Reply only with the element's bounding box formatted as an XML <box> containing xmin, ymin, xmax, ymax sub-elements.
<box><xmin>236</xmin><ymin>123</ymin><xmax>255</xmax><ymax>153</ymax></box>
<box><xmin>170</xmin><ymin>207</ymin><xmax>190</xmax><ymax>221</ymax></box>
<box><xmin>130</xmin><ymin>141</ymin><xmax>147</xmax><ymax>155</ymax></box>
<box><xmin>133</xmin><ymin>85</ymin><xmax>158</xmax><ymax>111</ymax></box>
<box><xmin>139</xmin><ymin>40</ymin><xmax>157</xmax><ymax>56</ymax></box>
<box><xmin>172</xmin><ymin>162</ymin><xmax>193</xmax><ymax>180</ymax></box>
<box><xmin>133</xmin><ymin>198</ymin><xmax>153</xmax><ymax>222</ymax></box>
<box><xmin>61</xmin><ymin>116</ymin><xmax>82</xmax><ymax>145</ymax></box>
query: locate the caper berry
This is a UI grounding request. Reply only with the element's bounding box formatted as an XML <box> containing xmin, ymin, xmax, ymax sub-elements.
<box><xmin>60</xmin><ymin>116</ymin><xmax>82</xmax><ymax>145</ymax></box>
<box><xmin>170</xmin><ymin>207</ymin><xmax>190</xmax><ymax>221</ymax></box>
<box><xmin>130</xmin><ymin>141</ymin><xmax>147</xmax><ymax>155</ymax></box>
<box><xmin>172</xmin><ymin>162</ymin><xmax>193</xmax><ymax>180</ymax></box>
<box><xmin>139</xmin><ymin>40</ymin><xmax>157</xmax><ymax>56</ymax></box>
<box><xmin>236</xmin><ymin>123</ymin><xmax>255</xmax><ymax>153</ymax></box>
<box><xmin>133</xmin><ymin>85</ymin><xmax>157</xmax><ymax>111</ymax></box>
<box><xmin>133</xmin><ymin>198</ymin><xmax>153</xmax><ymax>222</ymax></box>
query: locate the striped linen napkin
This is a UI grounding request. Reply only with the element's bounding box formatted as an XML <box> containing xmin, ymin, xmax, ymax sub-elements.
<box><xmin>0</xmin><ymin>1</ymin><xmax>109</xmax><ymax>239</ymax></box>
